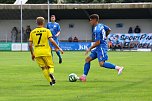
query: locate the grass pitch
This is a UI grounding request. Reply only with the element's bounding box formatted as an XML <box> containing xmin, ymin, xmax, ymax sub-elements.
<box><xmin>0</xmin><ymin>51</ymin><xmax>152</xmax><ymax>101</ymax></box>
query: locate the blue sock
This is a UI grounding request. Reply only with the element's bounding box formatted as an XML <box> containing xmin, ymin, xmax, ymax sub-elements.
<box><xmin>103</xmin><ymin>62</ymin><xmax>115</xmax><ymax>69</ymax></box>
<box><xmin>83</xmin><ymin>62</ymin><xmax>90</xmax><ymax>76</ymax></box>
<box><xmin>56</xmin><ymin>51</ymin><xmax>62</xmax><ymax>59</ymax></box>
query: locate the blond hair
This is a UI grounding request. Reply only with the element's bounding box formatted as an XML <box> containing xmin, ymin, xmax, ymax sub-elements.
<box><xmin>36</xmin><ymin>17</ymin><xmax>45</xmax><ymax>25</ymax></box>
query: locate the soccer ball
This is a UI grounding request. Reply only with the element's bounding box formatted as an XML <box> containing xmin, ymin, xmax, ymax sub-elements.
<box><xmin>68</xmin><ymin>73</ymin><xmax>79</xmax><ymax>82</ymax></box>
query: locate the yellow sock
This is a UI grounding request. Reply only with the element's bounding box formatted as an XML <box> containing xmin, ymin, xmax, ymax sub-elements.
<box><xmin>48</xmin><ymin>67</ymin><xmax>54</xmax><ymax>74</ymax></box>
<box><xmin>48</xmin><ymin>67</ymin><xmax>55</xmax><ymax>82</ymax></box>
<box><xmin>42</xmin><ymin>69</ymin><xmax>51</xmax><ymax>82</ymax></box>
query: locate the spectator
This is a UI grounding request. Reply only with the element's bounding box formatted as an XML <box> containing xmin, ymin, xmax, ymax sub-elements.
<box><xmin>26</xmin><ymin>25</ymin><xmax>31</xmax><ymax>42</ymax></box>
<box><xmin>11</xmin><ymin>27</ymin><xmax>18</xmax><ymax>42</ymax></box>
<box><xmin>68</xmin><ymin>37</ymin><xmax>73</xmax><ymax>42</ymax></box>
<box><xmin>73</xmin><ymin>36</ymin><xmax>78</xmax><ymax>42</ymax></box>
<box><xmin>134</xmin><ymin>25</ymin><xmax>141</xmax><ymax>33</ymax></box>
<box><xmin>128</xmin><ymin>27</ymin><xmax>133</xmax><ymax>33</ymax></box>
<box><xmin>22</xmin><ymin>27</ymin><xmax>26</xmax><ymax>42</ymax></box>
<box><xmin>113</xmin><ymin>35</ymin><xmax>122</xmax><ymax>50</ymax></box>
<box><xmin>17</xmin><ymin>27</ymin><xmax>25</xmax><ymax>42</ymax></box>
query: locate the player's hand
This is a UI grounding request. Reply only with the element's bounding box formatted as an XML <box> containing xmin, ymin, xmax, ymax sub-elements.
<box><xmin>85</xmin><ymin>49</ymin><xmax>90</xmax><ymax>55</ymax></box>
<box><xmin>31</xmin><ymin>55</ymin><xmax>35</xmax><ymax>61</ymax></box>
<box><xmin>59</xmin><ymin>48</ymin><xmax>64</xmax><ymax>54</ymax></box>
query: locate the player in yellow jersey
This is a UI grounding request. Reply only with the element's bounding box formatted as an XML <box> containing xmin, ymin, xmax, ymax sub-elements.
<box><xmin>29</xmin><ymin>17</ymin><xmax>63</xmax><ymax>86</ymax></box>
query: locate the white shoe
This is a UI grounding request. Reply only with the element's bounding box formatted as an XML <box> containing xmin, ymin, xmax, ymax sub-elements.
<box><xmin>118</xmin><ymin>67</ymin><xmax>124</xmax><ymax>75</ymax></box>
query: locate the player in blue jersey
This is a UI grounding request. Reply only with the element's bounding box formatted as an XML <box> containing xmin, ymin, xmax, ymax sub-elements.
<box><xmin>79</xmin><ymin>14</ymin><xmax>124</xmax><ymax>82</ymax></box>
<box><xmin>47</xmin><ymin>15</ymin><xmax>62</xmax><ymax>64</ymax></box>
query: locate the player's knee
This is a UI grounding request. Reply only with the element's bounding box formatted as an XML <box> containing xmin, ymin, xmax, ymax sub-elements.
<box><xmin>47</xmin><ymin>66</ymin><xmax>50</xmax><ymax>69</ymax></box>
<box><xmin>41</xmin><ymin>66</ymin><xmax>48</xmax><ymax>70</ymax></box>
<box><xmin>99</xmin><ymin>61</ymin><xmax>104</xmax><ymax>67</ymax></box>
<box><xmin>55</xmin><ymin>48</ymin><xmax>59</xmax><ymax>52</ymax></box>
<box><xmin>41</xmin><ymin>67</ymin><xmax>45</xmax><ymax>70</ymax></box>
<box><xmin>85</xmin><ymin>57</ymin><xmax>91</xmax><ymax>63</ymax></box>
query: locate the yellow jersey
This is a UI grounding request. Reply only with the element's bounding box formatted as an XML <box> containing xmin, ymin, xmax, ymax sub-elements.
<box><xmin>29</xmin><ymin>27</ymin><xmax>52</xmax><ymax>57</ymax></box>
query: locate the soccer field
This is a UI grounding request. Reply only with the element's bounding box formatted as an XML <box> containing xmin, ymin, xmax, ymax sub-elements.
<box><xmin>0</xmin><ymin>51</ymin><xmax>152</xmax><ymax>101</ymax></box>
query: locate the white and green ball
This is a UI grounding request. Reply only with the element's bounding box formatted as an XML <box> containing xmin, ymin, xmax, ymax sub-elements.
<box><xmin>68</xmin><ymin>73</ymin><xmax>79</xmax><ymax>82</ymax></box>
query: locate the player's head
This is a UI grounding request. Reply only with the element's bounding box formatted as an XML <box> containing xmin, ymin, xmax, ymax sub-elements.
<box><xmin>36</xmin><ymin>17</ymin><xmax>45</xmax><ymax>26</ymax></box>
<box><xmin>51</xmin><ymin>15</ymin><xmax>56</xmax><ymax>22</ymax></box>
<box><xmin>89</xmin><ymin>14</ymin><xmax>99</xmax><ymax>26</ymax></box>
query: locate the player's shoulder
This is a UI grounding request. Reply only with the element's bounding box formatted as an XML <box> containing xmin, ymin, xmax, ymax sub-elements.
<box><xmin>54</xmin><ymin>22</ymin><xmax>60</xmax><ymax>26</ymax></box>
<box><xmin>95</xmin><ymin>23</ymin><xmax>104</xmax><ymax>31</ymax></box>
<box><xmin>33</xmin><ymin>27</ymin><xmax>49</xmax><ymax>32</ymax></box>
<box><xmin>98</xmin><ymin>23</ymin><xmax>109</xmax><ymax>30</ymax></box>
<box><xmin>98</xmin><ymin>23</ymin><xmax>104</xmax><ymax>27</ymax></box>
<box><xmin>41</xmin><ymin>27</ymin><xmax>50</xmax><ymax>32</ymax></box>
<box><xmin>30</xmin><ymin>28</ymin><xmax>37</xmax><ymax>34</ymax></box>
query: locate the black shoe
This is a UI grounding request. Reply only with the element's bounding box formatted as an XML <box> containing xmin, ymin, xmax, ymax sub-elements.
<box><xmin>50</xmin><ymin>80</ymin><xmax>56</xmax><ymax>86</ymax></box>
<box><xmin>50</xmin><ymin>82</ymin><xmax>53</xmax><ymax>86</ymax></box>
<box><xmin>49</xmin><ymin>74</ymin><xmax>56</xmax><ymax>86</ymax></box>
<box><xmin>59</xmin><ymin>58</ymin><xmax>62</xmax><ymax>64</ymax></box>
<box><xmin>52</xmin><ymin>79</ymin><xmax>56</xmax><ymax>85</ymax></box>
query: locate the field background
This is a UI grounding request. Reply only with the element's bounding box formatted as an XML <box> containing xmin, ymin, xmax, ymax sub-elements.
<box><xmin>0</xmin><ymin>51</ymin><xmax>152</xmax><ymax>101</ymax></box>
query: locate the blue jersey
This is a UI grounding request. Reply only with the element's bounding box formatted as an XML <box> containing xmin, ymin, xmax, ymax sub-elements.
<box><xmin>93</xmin><ymin>23</ymin><xmax>110</xmax><ymax>50</ymax></box>
<box><xmin>46</xmin><ymin>22</ymin><xmax>61</xmax><ymax>39</ymax></box>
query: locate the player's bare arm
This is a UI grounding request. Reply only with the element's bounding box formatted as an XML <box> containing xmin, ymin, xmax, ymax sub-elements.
<box><xmin>29</xmin><ymin>41</ymin><xmax>35</xmax><ymax>61</ymax></box>
<box><xmin>106</xmin><ymin>29</ymin><xmax>111</xmax><ymax>37</ymax></box>
<box><xmin>85</xmin><ymin>40</ymin><xmax>100</xmax><ymax>55</ymax></box>
<box><xmin>55</xmin><ymin>31</ymin><xmax>61</xmax><ymax>37</ymax></box>
<box><xmin>49</xmin><ymin>37</ymin><xmax>64</xmax><ymax>54</ymax></box>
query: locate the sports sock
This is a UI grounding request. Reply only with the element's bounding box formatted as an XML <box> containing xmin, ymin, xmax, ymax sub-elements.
<box><xmin>48</xmin><ymin>67</ymin><xmax>54</xmax><ymax>74</ymax></box>
<box><xmin>102</xmin><ymin>62</ymin><xmax>116</xmax><ymax>69</ymax></box>
<box><xmin>83</xmin><ymin>62</ymin><xmax>90</xmax><ymax>76</ymax></box>
<box><xmin>42</xmin><ymin>69</ymin><xmax>51</xmax><ymax>82</ymax></box>
<box><xmin>115</xmin><ymin>66</ymin><xmax>121</xmax><ymax>70</ymax></box>
<box><xmin>56</xmin><ymin>50</ymin><xmax>62</xmax><ymax>59</ymax></box>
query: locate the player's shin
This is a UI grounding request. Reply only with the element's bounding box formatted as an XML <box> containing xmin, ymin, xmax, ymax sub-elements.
<box><xmin>79</xmin><ymin>62</ymin><xmax>90</xmax><ymax>82</ymax></box>
<box><xmin>83</xmin><ymin>62</ymin><xmax>91</xmax><ymax>76</ymax></box>
<box><xmin>56</xmin><ymin>50</ymin><xmax>62</xmax><ymax>59</ymax></box>
<box><xmin>56</xmin><ymin>50</ymin><xmax>62</xmax><ymax>63</ymax></box>
<box><xmin>41</xmin><ymin>67</ymin><xmax>51</xmax><ymax>82</ymax></box>
<box><xmin>48</xmin><ymin>67</ymin><xmax>56</xmax><ymax>84</ymax></box>
<box><xmin>102</xmin><ymin>62</ymin><xmax>116</xmax><ymax>69</ymax></box>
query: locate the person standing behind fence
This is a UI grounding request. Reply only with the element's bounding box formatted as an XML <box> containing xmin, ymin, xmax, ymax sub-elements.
<box><xmin>26</xmin><ymin>25</ymin><xmax>31</xmax><ymax>42</ymax></box>
<box><xmin>128</xmin><ymin>27</ymin><xmax>133</xmax><ymax>33</ymax></box>
<box><xmin>47</xmin><ymin>15</ymin><xmax>62</xmax><ymax>64</ymax></box>
<box><xmin>11</xmin><ymin>27</ymin><xmax>18</xmax><ymax>42</ymax></box>
<box><xmin>134</xmin><ymin>25</ymin><xmax>141</xmax><ymax>33</ymax></box>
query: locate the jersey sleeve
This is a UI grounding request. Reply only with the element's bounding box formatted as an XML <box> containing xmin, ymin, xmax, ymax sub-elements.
<box><xmin>104</xmin><ymin>25</ymin><xmax>111</xmax><ymax>31</ymax></box>
<box><xmin>47</xmin><ymin>29</ymin><xmax>52</xmax><ymax>39</ymax></box>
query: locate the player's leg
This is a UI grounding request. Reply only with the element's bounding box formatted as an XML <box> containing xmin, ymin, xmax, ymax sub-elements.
<box><xmin>54</xmin><ymin>39</ymin><xmax>62</xmax><ymax>64</ymax></box>
<box><xmin>35</xmin><ymin>57</ymin><xmax>51</xmax><ymax>82</ymax></box>
<box><xmin>43</xmin><ymin>56</ymin><xmax>56</xmax><ymax>86</ymax></box>
<box><xmin>55</xmin><ymin>48</ymin><xmax>62</xmax><ymax>64</ymax></box>
<box><xmin>97</xmin><ymin>48</ymin><xmax>124</xmax><ymax>75</ymax></box>
<box><xmin>80</xmin><ymin>51</ymin><xmax>97</xmax><ymax>82</ymax></box>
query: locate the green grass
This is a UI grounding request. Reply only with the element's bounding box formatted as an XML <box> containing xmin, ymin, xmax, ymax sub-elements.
<box><xmin>0</xmin><ymin>51</ymin><xmax>152</xmax><ymax>101</ymax></box>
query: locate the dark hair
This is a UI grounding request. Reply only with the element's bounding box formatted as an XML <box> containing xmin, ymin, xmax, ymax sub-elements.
<box><xmin>89</xmin><ymin>14</ymin><xmax>99</xmax><ymax>21</ymax></box>
<box><xmin>51</xmin><ymin>15</ymin><xmax>55</xmax><ymax>17</ymax></box>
